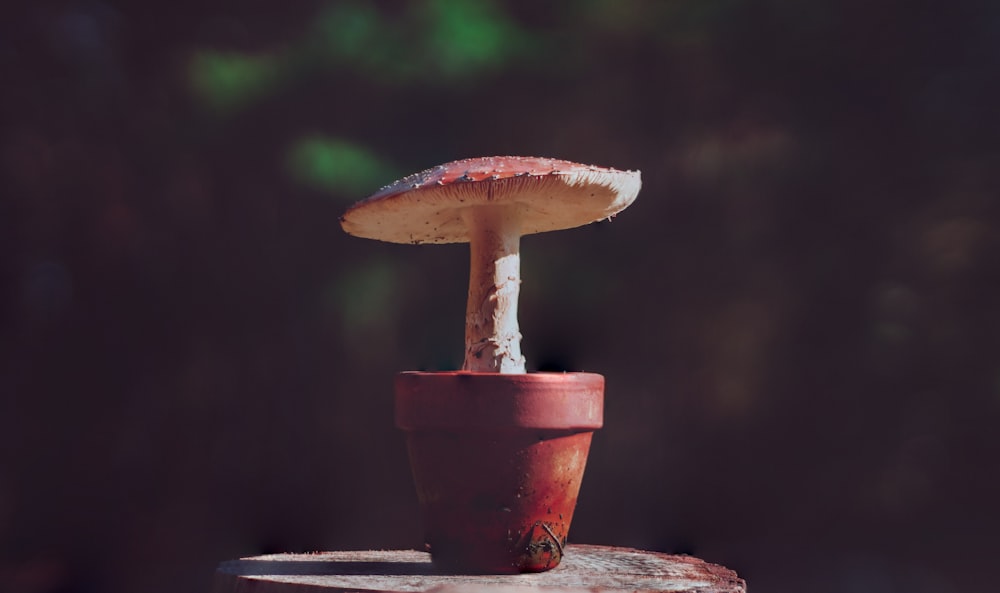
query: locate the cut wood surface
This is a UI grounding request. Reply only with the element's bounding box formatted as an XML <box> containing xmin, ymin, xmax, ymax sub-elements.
<box><xmin>212</xmin><ymin>544</ymin><xmax>746</xmax><ymax>593</ymax></box>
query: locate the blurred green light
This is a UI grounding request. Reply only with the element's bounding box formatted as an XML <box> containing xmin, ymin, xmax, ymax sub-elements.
<box><xmin>314</xmin><ymin>1</ymin><xmax>380</xmax><ymax>59</ymax></box>
<box><xmin>287</xmin><ymin>136</ymin><xmax>396</xmax><ymax>197</ymax></box>
<box><xmin>426</xmin><ymin>0</ymin><xmax>523</xmax><ymax>76</ymax></box>
<box><xmin>189</xmin><ymin>51</ymin><xmax>281</xmax><ymax>113</ymax></box>
<box><xmin>189</xmin><ymin>0</ymin><xmax>538</xmax><ymax>109</ymax></box>
<box><xmin>331</xmin><ymin>258</ymin><xmax>399</xmax><ymax>333</ymax></box>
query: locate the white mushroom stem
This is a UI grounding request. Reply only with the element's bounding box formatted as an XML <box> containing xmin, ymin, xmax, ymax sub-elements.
<box><xmin>462</xmin><ymin>205</ymin><xmax>526</xmax><ymax>373</ymax></box>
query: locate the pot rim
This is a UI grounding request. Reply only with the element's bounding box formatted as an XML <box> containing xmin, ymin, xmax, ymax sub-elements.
<box><xmin>395</xmin><ymin>371</ymin><xmax>604</xmax><ymax>431</ymax></box>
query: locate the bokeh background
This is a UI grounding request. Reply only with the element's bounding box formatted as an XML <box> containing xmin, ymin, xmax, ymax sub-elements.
<box><xmin>2</xmin><ymin>1</ymin><xmax>999</xmax><ymax>592</ymax></box>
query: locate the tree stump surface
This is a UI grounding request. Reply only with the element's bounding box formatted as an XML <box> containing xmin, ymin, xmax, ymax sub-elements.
<box><xmin>212</xmin><ymin>544</ymin><xmax>746</xmax><ymax>593</ymax></box>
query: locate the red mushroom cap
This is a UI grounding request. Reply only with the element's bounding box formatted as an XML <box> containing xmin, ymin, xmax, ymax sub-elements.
<box><xmin>340</xmin><ymin>156</ymin><xmax>641</xmax><ymax>244</ymax></box>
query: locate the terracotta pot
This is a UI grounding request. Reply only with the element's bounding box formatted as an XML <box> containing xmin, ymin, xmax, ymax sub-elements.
<box><xmin>395</xmin><ymin>371</ymin><xmax>603</xmax><ymax>574</ymax></box>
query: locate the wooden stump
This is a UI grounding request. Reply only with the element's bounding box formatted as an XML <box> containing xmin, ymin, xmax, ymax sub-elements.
<box><xmin>212</xmin><ymin>544</ymin><xmax>745</xmax><ymax>593</ymax></box>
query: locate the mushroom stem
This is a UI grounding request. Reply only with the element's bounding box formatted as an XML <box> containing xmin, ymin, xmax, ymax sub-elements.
<box><xmin>462</xmin><ymin>205</ymin><xmax>526</xmax><ymax>373</ymax></box>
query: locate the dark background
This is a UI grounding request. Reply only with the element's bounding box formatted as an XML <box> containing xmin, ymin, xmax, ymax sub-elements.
<box><xmin>2</xmin><ymin>1</ymin><xmax>998</xmax><ymax>592</ymax></box>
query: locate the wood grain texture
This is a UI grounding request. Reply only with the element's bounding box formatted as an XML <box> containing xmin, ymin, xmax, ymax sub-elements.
<box><xmin>212</xmin><ymin>544</ymin><xmax>745</xmax><ymax>593</ymax></box>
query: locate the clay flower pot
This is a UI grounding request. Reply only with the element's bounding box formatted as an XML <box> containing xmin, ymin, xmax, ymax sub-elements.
<box><xmin>395</xmin><ymin>371</ymin><xmax>604</xmax><ymax>573</ymax></box>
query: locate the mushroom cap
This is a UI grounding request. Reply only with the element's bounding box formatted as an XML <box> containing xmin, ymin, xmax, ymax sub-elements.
<box><xmin>340</xmin><ymin>156</ymin><xmax>641</xmax><ymax>244</ymax></box>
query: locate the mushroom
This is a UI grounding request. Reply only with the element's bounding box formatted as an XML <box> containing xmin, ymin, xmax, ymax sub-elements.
<box><xmin>340</xmin><ymin>156</ymin><xmax>641</xmax><ymax>373</ymax></box>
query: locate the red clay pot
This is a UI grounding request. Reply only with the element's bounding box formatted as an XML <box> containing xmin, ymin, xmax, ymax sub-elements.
<box><xmin>395</xmin><ymin>371</ymin><xmax>603</xmax><ymax>574</ymax></box>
